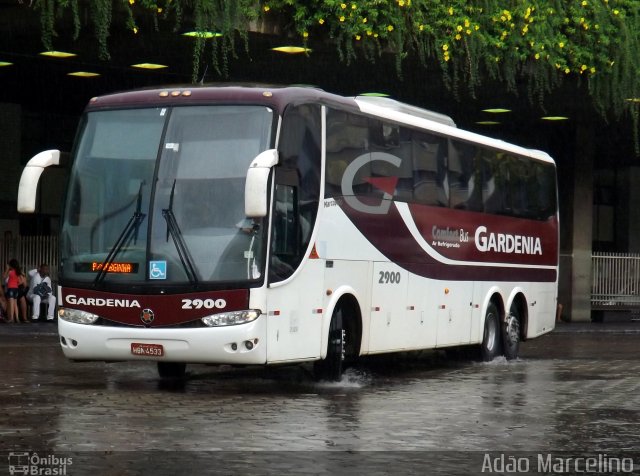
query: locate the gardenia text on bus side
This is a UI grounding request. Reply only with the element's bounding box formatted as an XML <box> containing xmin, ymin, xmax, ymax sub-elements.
<box><xmin>474</xmin><ymin>226</ymin><xmax>542</xmax><ymax>255</ymax></box>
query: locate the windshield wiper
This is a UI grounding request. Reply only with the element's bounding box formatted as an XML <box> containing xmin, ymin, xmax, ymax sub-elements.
<box><xmin>94</xmin><ymin>182</ymin><xmax>146</xmax><ymax>285</ymax></box>
<box><xmin>162</xmin><ymin>180</ymin><xmax>199</xmax><ymax>285</ymax></box>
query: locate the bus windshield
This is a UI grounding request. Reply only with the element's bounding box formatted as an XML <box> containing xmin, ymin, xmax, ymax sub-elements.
<box><xmin>60</xmin><ymin>105</ymin><xmax>274</xmax><ymax>286</ymax></box>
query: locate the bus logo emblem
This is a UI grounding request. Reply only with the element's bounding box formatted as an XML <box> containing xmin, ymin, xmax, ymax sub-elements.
<box><xmin>141</xmin><ymin>308</ymin><xmax>155</xmax><ymax>325</ymax></box>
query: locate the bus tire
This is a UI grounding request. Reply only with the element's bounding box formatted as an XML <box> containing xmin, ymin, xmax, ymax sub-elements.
<box><xmin>314</xmin><ymin>307</ymin><xmax>345</xmax><ymax>381</ymax></box>
<box><xmin>503</xmin><ymin>303</ymin><xmax>521</xmax><ymax>360</ymax></box>
<box><xmin>481</xmin><ymin>303</ymin><xmax>502</xmax><ymax>361</ymax></box>
<box><xmin>157</xmin><ymin>362</ymin><xmax>186</xmax><ymax>380</ymax></box>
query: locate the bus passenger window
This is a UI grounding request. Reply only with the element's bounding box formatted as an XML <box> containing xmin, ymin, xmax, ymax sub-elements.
<box><xmin>411</xmin><ymin>133</ymin><xmax>447</xmax><ymax>207</ymax></box>
<box><xmin>448</xmin><ymin>141</ymin><xmax>479</xmax><ymax>210</ymax></box>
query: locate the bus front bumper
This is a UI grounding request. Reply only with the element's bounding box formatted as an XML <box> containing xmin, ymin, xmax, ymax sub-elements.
<box><xmin>57</xmin><ymin>316</ymin><xmax>267</xmax><ymax>365</ymax></box>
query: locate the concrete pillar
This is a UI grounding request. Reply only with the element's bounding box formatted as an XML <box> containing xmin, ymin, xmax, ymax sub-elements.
<box><xmin>616</xmin><ymin>167</ymin><xmax>640</xmax><ymax>252</ymax></box>
<box><xmin>0</xmin><ymin>103</ymin><xmax>22</xmax><ymax>203</ymax></box>
<box><xmin>564</xmin><ymin>123</ymin><xmax>595</xmax><ymax>322</ymax></box>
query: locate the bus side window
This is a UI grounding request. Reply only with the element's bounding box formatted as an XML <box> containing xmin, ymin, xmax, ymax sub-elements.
<box><xmin>270</xmin><ymin>183</ymin><xmax>298</xmax><ymax>282</ymax></box>
<box><xmin>448</xmin><ymin>140</ymin><xmax>480</xmax><ymax>210</ymax></box>
<box><xmin>411</xmin><ymin>132</ymin><xmax>448</xmax><ymax>207</ymax></box>
<box><xmin>325</xmin><ymin>109</ymin><xmax>370</xmax><ymax>198</ymax></box>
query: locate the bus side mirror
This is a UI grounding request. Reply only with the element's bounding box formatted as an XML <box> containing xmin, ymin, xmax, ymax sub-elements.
<box><xmin>245</xmin><ymin>149</ymin><xmax>279</xmax><ymax>218</ymax></box>
<box><xmin>17</xmin><ymin>149</ymin><xmax>60</xmax><ymax>213</ymax></box>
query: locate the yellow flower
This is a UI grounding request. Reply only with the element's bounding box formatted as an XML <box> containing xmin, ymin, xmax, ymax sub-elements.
<box><xmin>398</xmin><ymin>0</ymin><xmax>405</xmax><ymax>6</ymax></box>
<box><xmin>341</xmin><ymin>3</ymin><xmax>347</xmax><ymax>9</ymax></box>
<box><xmin>339</xmin><ymin>16</ymin><xmax>345</xmax><ymax>22</ymax></box>
<box><xmin>564</xmin><ymin>67</ymin><xmax>570</xmax><ymax>74</ymax></box>
<box><xmin>352</xmin><ymin>3</ymin><xmax>356</xmax><ymax>9</ymax></box>
<box><xmin>590</xmin><ymin>67</ymin><xmax>596</xmax><ymax>73</ymax></box>
<box><xmin>129</xmin><ymin>0</ymin><xmax>134</xmax><ymax>4</ymax></box>
<box><xmin>442</xmin><ymin>44</ymin><xmax>449</xmax><ymax>51</ymax></box>
<box><xmin>319</xmin><ymin>18</ymin><xmax>325</xmax><ymax>24</ymax></box>
<box><xmin>456</xmin><ymin>25</ymin><xmax>463</xmax><ymax>32</ymax></box>
<box><xmin>303</xmin><ymin>31</ymin><xmax>309</xmax><ymax>38</ymax></box>
<box><xmin>363</xmin><ymin>17</ymin><xmax>367</xmax><ymax>23</ymax></box>
<box><xmin>474</xmin><ymin>25</ymin><xmax>480</xmax><ymax>30</ymax></box>
<box><xmin>367</xmin><ymin>30</ymin><xmax>373</xmax><ymax>35</ymax></box>
<box><xmin>558</xmin><ymin>41</ymin><xmax>564</xmax><ymax>48</ymax></box>
<box><xmin>613</xmin><ymin>9</ymin><xmax>619</xmax><ymax>15</ymax></box>
<box><xmin>581</xmin><ymin>64</ymin><xmax>587</xmax><ymax>71</ymax></box>
<box><xmin>464</xmin><ymin>19</ymin><xmax>470</xmax><ymax>28</ymax></box>
<box><xmin>374</xmin><ymin>33</ymin><xmax>379</xmax><ymax>37</ymax></box>
<box><xmin>387</xmin><ymin>25</ymin><xmax>394</xmax><ymax>31</ymax></box>
<box><xmin>263</xmin><ymin>5</ymin><xmax>270</xmax><ymax>12</ymax></box>
<box><xmin>582</xmin><ymin>0</ymin><xmax>587</xmax><ymax>5</ymax></box>
<box><xmin>355</xmin><ymin>35</ymin><xmax>361</xmax><ymax>40</ymax></box>
<box><xmin>448</xmin><ymin>7</ymin><xmax>453</xmax><ymax>15</ymax></box>
<box><xmin>522</xmin><ymin>25</ymin><xmax>528</xmax><ymax>34</ymax></box>
<box><xmin>133</xmin><ymin>27</ymin><xmax>138</xmax><ymax>34</ymax></box>
<box><xmin>455</xmin><ymin>34</ymin><xmax>461</xmax><ymax>40</ymax></box>
<box><xmin>419</xmin><ymin>24</ymin><xmax>424</xmax><ymax>31</ymax></box>
<box><xmin>534</xmin><ymin>53</ymin><xmax>540</xmax><ymax>60</ymax></box>
<box><xmin>466</xmin><ymin>29</ymin><xmax>471</xmax><ymax>35</ymax></box>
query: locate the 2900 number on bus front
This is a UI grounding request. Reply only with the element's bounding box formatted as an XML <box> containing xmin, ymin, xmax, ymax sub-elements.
<box><xmin>181</xmin><ymin>298</ymin><xmax>227</xmax><ymax>310</ymax></box>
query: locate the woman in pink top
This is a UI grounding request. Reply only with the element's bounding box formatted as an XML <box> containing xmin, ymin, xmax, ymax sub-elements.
<box><xmin>4</xmin><ymin>258</ymin><xmax>22</xmax><ymax>323</ymax></box>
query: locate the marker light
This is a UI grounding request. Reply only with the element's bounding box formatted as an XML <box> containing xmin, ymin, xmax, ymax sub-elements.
<box><xmin>482</xmin><ymin>108</ymin><xmax>511</xmax><ymax>113</ymax></box>
<box><xmin>271</xmin><ymin>46</ymin><xmax>311</xmax><ymax>54</ymax></box>
<box><xmin>182</xmin><ymin>31</ymin><xmax>223</xmax><ymax>38</ymax></box>
<box><xmin>0</xmin><ymin>61</ymin><xmax>13</xmax><ymax>67</ymax></box>
<box><xmin>67</xmin><ymin>71</ymin><xmax>100</xmax><ymax>77</ymax></box>
<box><xmin>201</xmin><ymin>310</ymin><xmax>261</xmax><ymax>327</ymax></box>
<box><xmin>40</xmin><ymin>51</ymin><xmax>77</xmax><ymax>58</ymax></box>
<box><xmin>131</xmin><ymin>63</ymin><xmax>168</xmax><ymax>70</ymax></box>
<box><xmin>541</xmin><ymin>116</ymin><xmax>569</xmax><ymax>121</ymax></box>
<box><xmin>58</xmin><ymin>307</ymin><xmax>100</xmax><ymax>325</ymax></box>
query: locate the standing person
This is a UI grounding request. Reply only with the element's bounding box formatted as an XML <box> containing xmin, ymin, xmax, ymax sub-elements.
<box><xmin>3</xmin><ymin>259</ymin><xmax>21</xmax><ymax>323</ymax></box>
<box><xmin>17</xmin><ymin>268</ymin><xmax>29</xmax><ymax>323</ymax></box>
<box><xmin>27</xmin><ymin>263</ymin><xmax>57</xmax><ymax>322</ymax></box>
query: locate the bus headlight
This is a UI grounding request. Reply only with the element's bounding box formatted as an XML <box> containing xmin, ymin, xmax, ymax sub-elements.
<box><xmin>58</xmin><ymin>307</ymin><xmax>100</xmax><ymax>325</ymax></box>
<box><xmin>201</xmin><ymin>310</ymin><xmax>261</xmax><ymax>327</ymax></box>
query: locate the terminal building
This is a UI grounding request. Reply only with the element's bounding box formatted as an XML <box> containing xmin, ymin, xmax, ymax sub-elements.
<box><xmin>0</xmin><ymin>2</ymin><xmax>638</xmax><ymax>322</ymax></box>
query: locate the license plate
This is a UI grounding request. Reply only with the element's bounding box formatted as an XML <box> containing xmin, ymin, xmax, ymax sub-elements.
<box><xmin>131</xmin><ymin>343</ymin><xmax>164</xmax><ymax>357</ymax></box>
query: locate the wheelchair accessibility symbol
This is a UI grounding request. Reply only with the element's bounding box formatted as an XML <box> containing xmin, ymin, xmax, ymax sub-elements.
<box><xmin>149</xmin><ymin>261</ymin><xmax>167</xmax><ymax>280</ymax></box>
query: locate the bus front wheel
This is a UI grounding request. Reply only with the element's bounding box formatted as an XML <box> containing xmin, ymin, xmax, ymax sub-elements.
<box><xmin>314</xmin><ymin>307</ymin><xmax>345</xmax><ymax>381</ymax></box>
<box><xmin>157</xmin><ymin>362</ymin><xmax>187</xmax><ymax>380</ymax></box>
<box><xmin>481</xmin><ymin>303</ymin><xmax>502</xmax><ymax>361</ymax></box>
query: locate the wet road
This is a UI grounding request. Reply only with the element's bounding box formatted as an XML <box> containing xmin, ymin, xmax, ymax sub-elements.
<box><xmin>1</xmin><ymin>321</ymin><xmax>639</xmax><ymax>475</ymax></box>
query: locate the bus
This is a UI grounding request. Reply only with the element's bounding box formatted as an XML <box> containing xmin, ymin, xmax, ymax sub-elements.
<box><xmin>18</xmin><ymin>85</ymin><xmax>558</xmax><ymax>381</ymax></box>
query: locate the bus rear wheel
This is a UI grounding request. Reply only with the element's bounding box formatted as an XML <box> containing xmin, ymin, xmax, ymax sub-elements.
<box><xmin>314</xmin><ymin>307</ymin><xmax>345</xmax><ymax>381</ymax></box>
<box><xmin>157</xmin><ymin>362</ymin><xmax>186</xmax><ymax>380</ymax></box>
<box><xmin>481</xmin><ymin>303</ymin><xmax>502</xmax><ymax>361</ymax></box>
<box><xmin>502</xmin><ymin>303</ymin><xmax>521</xmax><ymax>360</ymax></box>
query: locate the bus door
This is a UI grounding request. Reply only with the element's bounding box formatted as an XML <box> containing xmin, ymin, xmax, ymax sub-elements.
<box><xmin>265</xmin><ymin>168</ymin><xmax>324</xmax><ymax>362</ymax></box>
<box><xmin>436</xmin><ymin>281</ymin><xmax>474</xmax><ymax>346</ymax></box>
<box><xmin>368</xmin><ymin>262</ymin><xmax>409</xmax><ymax>352</ymax></box>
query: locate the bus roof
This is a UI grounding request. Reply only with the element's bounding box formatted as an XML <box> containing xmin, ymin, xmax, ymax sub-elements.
<box><xmin>85</xmin><ymin>84</ymin><xmax>555</xmax><ymax>166</ymax></box>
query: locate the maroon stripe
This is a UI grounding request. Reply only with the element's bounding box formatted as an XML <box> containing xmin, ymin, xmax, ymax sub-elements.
<box><xmin>337</xmin><ymin>198</ymin><xmax>558</xmax><ymax>282</ymax></box>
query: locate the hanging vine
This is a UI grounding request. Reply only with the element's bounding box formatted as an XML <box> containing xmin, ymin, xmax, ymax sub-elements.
<box><xmin>30</xmin><ymin>0</ymin><xmax>640</xmax><ymax>149</ymax></box>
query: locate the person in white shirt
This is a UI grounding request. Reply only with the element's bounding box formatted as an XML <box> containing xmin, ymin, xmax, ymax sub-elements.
<box><xmin>27</xmin><ymin>263</ymin><xmax>56</xmax><ymax>321</ymax></box>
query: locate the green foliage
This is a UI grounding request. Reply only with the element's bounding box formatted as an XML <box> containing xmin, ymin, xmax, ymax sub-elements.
<box><xmin>35</xmin><ymin>0</ymin><xmax>640</xmax><ymax>143</ymax></box>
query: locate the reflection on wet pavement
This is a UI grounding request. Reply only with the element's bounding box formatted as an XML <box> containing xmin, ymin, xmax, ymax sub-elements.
<box><xmin>1</xmin><ymin>324</ymin><xmax>639</xmax><ymax>473</ymax></box>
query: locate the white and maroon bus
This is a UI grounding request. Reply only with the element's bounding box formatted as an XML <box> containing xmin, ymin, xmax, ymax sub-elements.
<box><xmin>18</xmin><ymin>86</ymin><xmax>558</xmax><ymax>380</ymax></box>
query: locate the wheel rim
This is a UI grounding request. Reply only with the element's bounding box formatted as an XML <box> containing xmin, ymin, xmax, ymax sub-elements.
<box><xmin>505</xmin><ymin>312</ymin><xmax>520</xmax><ymax>347</ymax></box>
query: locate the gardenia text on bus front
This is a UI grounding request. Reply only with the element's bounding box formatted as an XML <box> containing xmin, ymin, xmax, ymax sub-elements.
<box><xmin>432</xmin><ymin>226</ymin><xmax>543</xmax><ymax>255</ymax></box>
